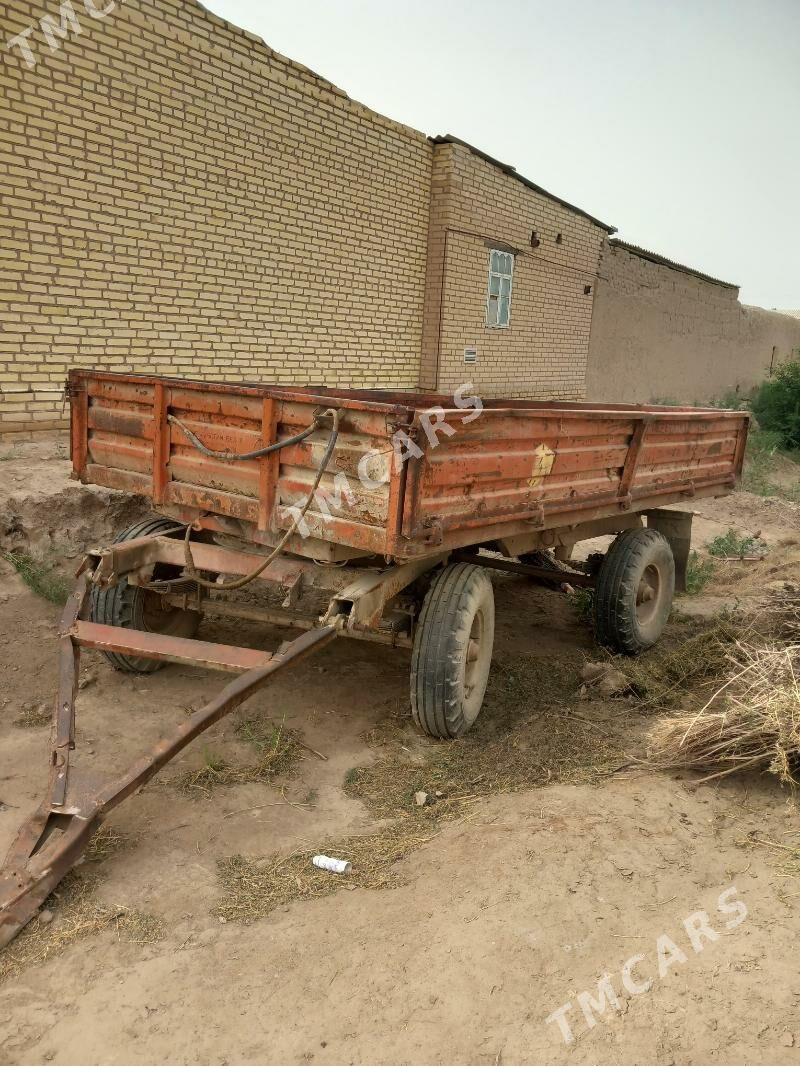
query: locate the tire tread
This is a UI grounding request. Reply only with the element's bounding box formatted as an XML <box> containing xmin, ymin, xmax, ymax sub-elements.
<box><xmin>411</xmin><ymin>562</ymin><xmax>494</xmax><ymax>739</ymax></box>
<box><xmin>90</xmin><ymin>516</ymin><xmax>187</xmax><ymax>673</ymax></box>
<box><xmin>593</xmin><ymin>528</ymin><xmax>674</xmax><ymax>655</ymax></box>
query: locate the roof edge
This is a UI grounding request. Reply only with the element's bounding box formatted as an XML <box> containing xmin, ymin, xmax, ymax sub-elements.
<box><xmin>609</xmin><ymin>239</ymin><xmax>739</xmax><ymax>290</ymax></box>
<box><xmin>431</xmin><ymin>135</ymin><xmax>617</xmax><ymax>234</ymax></box>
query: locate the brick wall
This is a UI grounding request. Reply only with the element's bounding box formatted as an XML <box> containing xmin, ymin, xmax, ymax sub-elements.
<box><xmin>0</xmin><ymin>0</ymin><xmax>432</xmax><ymax>431</ymax></box>
<box><xmin>421</xmin><ymin>140</ymin><xmax>607</xmax><ymax>399</ymax></box>
<box><xmin>586</xmin><ymin>242</ymin><xmax>800</xmax><ymax>403</ymax></box>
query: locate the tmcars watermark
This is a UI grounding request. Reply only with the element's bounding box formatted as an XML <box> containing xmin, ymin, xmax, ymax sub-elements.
<box><xmin>5</xmin><ymin>0</ymin><xmax>121</xmax><ymax>72</ymax></box>
<box><xmin>284</xmin><ymin>382</ymin><xmax>484</xmax><ymax>538</ymax></box>
<box><xmin>545</xmin><ymin>885</ymin><xmax>748</xmax><ymax>1046</ymax></box>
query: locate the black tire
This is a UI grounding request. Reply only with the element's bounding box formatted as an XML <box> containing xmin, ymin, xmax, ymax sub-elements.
<box><xmin>90</xmin><ymin>516</ymin><xmax>201</xmax><ymax>674</ymax></box>
<box><xmin>410</xmin><ymin>563</ymin><xmax>495</xmax><ymax>739</ymax></box>
<box><xmin>593</xmin><ymin>528</ymin><xmax>675</xmax><ymax>655</ymax></box>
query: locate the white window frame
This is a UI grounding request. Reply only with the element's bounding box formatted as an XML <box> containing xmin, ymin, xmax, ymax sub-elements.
<box><xmin>486</xmin><ymin>249</ymin><xmax>514</xmax><ymax>328</ymax></box>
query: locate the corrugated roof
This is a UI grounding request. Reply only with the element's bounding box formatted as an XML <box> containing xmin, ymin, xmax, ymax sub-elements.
<box><xmin>431</xmin><ymin>135</ymin><xmax>617</xmax><ymax>234</ymax></box>
<box><xmin>609</xmin><ymin>239</ymin><xmax>738</xmax><ymax>290</ymax></box>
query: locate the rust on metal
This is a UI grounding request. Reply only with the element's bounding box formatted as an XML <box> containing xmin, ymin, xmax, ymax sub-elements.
<box><xmin>151</xmin><ymin>382</ymin><xmax>170</xmax><ymax>504</ymax></box>
<box><xmin>644</xmin><ymin>508</ymin><xmax>694</xmax><ymax>593</ymax></box>
<box><xmin>327</xmin><ymin>553</ymin><xmax>448</xmax><ymax>629</ymax></box>
<box><xmin>71</xmin><ymin>620</ymin><xmax>277</xmax><ymax>673</ymax></box>
<box><xmin>451</xmin><ymin>551</ymin><xmax>595</xmax><ymax>588</ymax></box>
<box><xmin>0</xmin><ymin>618</ymin><xmax>338</xmax><ymax>949</ymax></box>
<box><xmin>90</xmin><ymin>534</ymin><xmax>354</xmax><ymax>594</ymax></box>
<box><xmin>70</xmin><ymin>369</ymin><xmax>749</xmax><ymax>563</ymax></box>
<box><xmin>0</xmin><ymin>374</ymin><xmax>752</xmax><ymax>951</ymax></box>
<box><xmin>69</xmin><ymin>378</ymin><xmax>89</xmax><ymax>478</ymax></box>
<box><xmin>618</xmin><ymin>417</ymin><xmax>651</xmax><ymax>503</ymax></box>
<box><xmin>258</xmin><ymin>396</ymin><xmax>279</xmax><ymax>532</ymax></box>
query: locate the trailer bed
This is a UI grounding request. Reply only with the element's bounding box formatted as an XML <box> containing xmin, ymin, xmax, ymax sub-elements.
<box><xmin>68</xmin><ymin>371</ymin><xmax>749</xmax><ymax>561</ymax></box>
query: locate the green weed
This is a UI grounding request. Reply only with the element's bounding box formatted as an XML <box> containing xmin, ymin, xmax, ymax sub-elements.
<box><xmin>707</xmin><ymin>529</ymin><xmax>766</xmax><ymax>559</ymax></box>
<box><xmin>685</xmin><ymin>551</ymin><xmax>715</xmax><ymax>594</ymax></box>
<box><xmin>570</xmin><ymin>587</ymin><xmax>595</xmax><ymax>622</ymax></box>
<box><xmin>741</xmin><ymin>430</ymin><xmax>799</xmax><ymax>499</ymax></box>
<box><xmin>0</xmin><ymin>550</ymin><xmax>70</xmax><ymax>604</ymax></box>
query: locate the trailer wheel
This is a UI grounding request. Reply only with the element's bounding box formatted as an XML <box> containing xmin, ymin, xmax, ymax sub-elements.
<box><xmin>593</xmin><ymin>529</ymin><xmax>675</xmax><ymax>655</ymax></box>
<box><xmin>411</xmin><ymin>563</ymin><xmax>495</xmax><ymax>739</ymax></box>
<box><xmin>90</xmin><ymin>517</ymin><xmax>201</xmax><ymax>674</ymax></box>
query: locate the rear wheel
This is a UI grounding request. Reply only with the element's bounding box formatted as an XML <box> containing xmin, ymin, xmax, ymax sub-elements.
<box><xmin>90</xmin><ymin>517</ymin><xmax>201</xmax><ymax>674</ymax></box>
<box><xmin>410</xmin><ymin>563</ymin><xmax>495</xmax><ymax>739</ymax></box>
<box><xmin>593</xmin><ymin>528</ymin><xmax>675</xmax><ymax>654</ymax></box>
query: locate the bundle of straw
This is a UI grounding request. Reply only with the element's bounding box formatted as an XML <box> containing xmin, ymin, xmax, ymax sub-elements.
<box><xmin>761</xmin><ymin>581</ymin><xmax>800</xmax><ymax>641</ymax></box>
<box><xmin>646</xmin><ymin>640</ymin><xmax>800</xmax><ymax>784</ymax></box>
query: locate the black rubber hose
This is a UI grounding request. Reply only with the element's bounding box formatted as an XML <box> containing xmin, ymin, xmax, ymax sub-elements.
<box><xmin>179</xmin><ymin>407</ymin><xmax>341</xmax><ymax>593</ymax></box>
<box><xmin>167</xmin><ymin>412</ymin><xmax>321</xmax><ymax>462</ymax></box>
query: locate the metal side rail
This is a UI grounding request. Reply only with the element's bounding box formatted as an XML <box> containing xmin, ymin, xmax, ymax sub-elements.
<box><xmin>0</xmin><ymin>573</ymin><xmax>338</xmax><ymax>949</ymax></box>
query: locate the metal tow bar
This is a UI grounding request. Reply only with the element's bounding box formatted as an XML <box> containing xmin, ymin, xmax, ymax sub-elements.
<box><xmin>0</xmin><ymin>572</ymin><xmax>338</xmax><ymax>949</ymax></box>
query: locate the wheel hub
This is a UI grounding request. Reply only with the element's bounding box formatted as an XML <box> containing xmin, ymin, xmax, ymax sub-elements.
<box><xmin>635</xmin><ymin>564</ymin><xmax>661</xmax><ymax>624</ymax></box>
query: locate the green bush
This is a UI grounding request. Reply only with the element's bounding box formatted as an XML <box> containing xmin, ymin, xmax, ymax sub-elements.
<box><xmin>685</xmin><ymin>551</ymin><xmax>715</xmax><ymax>594</ymax></box>
<box><xmin>708</xmin><ymin>389</ymin><xmax>752</xmax><ymax>411</ymax></box>
<box><xmin>751</xmin><ymin>360</ymin><xmax>800</xmax><ymax>450</ymax></box>
<box><xmin>707</xmin><ymin>529</ymin><xmax>766</xmax><ymax>558</ymax></box>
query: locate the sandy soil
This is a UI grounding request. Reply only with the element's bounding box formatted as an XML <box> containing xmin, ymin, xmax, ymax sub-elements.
<box><xmin>0</xmin><ymin>445</ymin><xmax>799</xmax><ymax>1065</ymax></box>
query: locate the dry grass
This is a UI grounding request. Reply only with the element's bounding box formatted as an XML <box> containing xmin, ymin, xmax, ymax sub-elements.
<box><xmin>646</xmin><ymin>640</ymin><xmax>800</xmax><ymax>784</ymax></box>
<box><xmin>176</xmin><ymin>714</ymin><xmax>303</xmax><ymax>795</ymax></box>
<box><xmin>349</xmin><ymin>652</ymin><xmax>628</xmax><ymax>818</ymax></box>
<box><xmin>216</xmin><ymin>653</ymin><xmax>627</xmax><ymax>923</ymax></box>
<box><xmin>0</xmin><ymin>826</ymin><xmax>162</xmax><ymax>985</ymax></box>
<box><xmin>761</xmin><ymin>582</ymin><xmax>800</xmax><ymax>641</ymax></box>
<box><xmin>621</xmin><ymin>616</ymin><xmax>746</xmax><ymax>708</ymax></box>
<box><xmin>13</xmin><ymin>703</ymin><xmax>51</xmax><ymax>729</ymax></box>
<box><xmin>645</xmin><ymin>584</ymin><xmax>800</xmax><ymax>784</ymax></box>
<box><xmin>736</xmin><ymin>831</ymin><xmax>800</xmax><ymax>878</ymax></box>
<box><xmin>217</xmin><ymin>821</ymin><xmax>437</xmax><ymax>923</ymax></box>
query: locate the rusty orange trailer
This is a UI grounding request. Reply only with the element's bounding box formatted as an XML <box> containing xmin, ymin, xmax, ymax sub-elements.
<box><xmin>68</xmin><ymin>372</ymin><xmax>748</xmax><ymax>561</ymax></box>
<box><xmin>0</xmin><ymin>370</ymin><xmax>749</xmax><ymax>946</ymax></box>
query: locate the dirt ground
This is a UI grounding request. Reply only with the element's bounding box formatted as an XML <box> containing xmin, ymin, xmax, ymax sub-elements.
<box><xmin>1</xmin><ymin>442</ymin><xmax>799</xmax><ymax>1065</ymax></box>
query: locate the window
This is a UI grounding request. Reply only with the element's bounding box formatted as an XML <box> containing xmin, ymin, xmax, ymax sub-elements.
<box><xmin>486</xmin><ymin>249</ymin><xmax>514</xmax><ymax>327</ymax></box>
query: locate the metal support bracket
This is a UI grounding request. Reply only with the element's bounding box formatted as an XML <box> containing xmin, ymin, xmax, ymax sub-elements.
<box><xmin>644</xmin><ymin>508</ymin><xmax>693</xmax><ymax>593</ymax></box>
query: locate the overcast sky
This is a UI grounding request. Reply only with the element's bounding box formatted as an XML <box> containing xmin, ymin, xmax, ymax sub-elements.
<box><xmin>206</xmin><ymin>0</ymin><xmax>799</xmax><ymax>309</ymax></box>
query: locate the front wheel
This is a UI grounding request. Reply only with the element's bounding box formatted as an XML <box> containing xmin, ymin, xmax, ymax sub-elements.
<box><xmin>90</xmin><ymin>517</ymin><xmax>201</xmax><ymax>674</ymax></box>
<box><xmin>593</xmin><ymin>528</ymin><xmax>675</xmax><ymax>655</ymax></box>
<box><xmin>410</xmin><ymin>563</ymin><xmax>495</xmax><ymax>739</ymax></box>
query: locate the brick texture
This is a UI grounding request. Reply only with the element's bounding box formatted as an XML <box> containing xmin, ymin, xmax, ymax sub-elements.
<box><xmin>3</xmin><ymin>1</ymin><xmax>794</xmax><ymax>432</ymax></box>
<box><xmin>587</xmin><ymin>242</ymin><xmax>800</xmax><ymax>403</ymax></box>
<box><xmin>421</xmin><ymin>141</ymin><xmax>606</xmax><ymax>399</ymax></box>
<box><xmin>0</xmin><ymin>0</ymin><xmax>432</xmax><ymax>430</ymax></box>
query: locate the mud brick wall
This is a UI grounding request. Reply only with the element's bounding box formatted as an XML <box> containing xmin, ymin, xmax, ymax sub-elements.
<box><xmin>586</xmin><ymin>242</ymin><xmax>800</xmax><ymax>404</ymax></box>
<box><xmin>0</xmin><ymin>0</ymin><xmax>432</xmax><ymax>431</ymax></box>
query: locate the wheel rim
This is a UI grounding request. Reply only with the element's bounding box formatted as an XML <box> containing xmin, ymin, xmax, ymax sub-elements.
<box><xmin>462</xmin><ymin>605</ymin><xmax>492</xmax><ymax>726</ymax></box>
<box><xmin>464</xmin><ymin>609</ymin><xmax>484</xmax><ymax>698</ymax></box>
<box><xmin>635</xmin><ymin>563</ymin><xmax>662</xmax><ymax>625</ymax></box>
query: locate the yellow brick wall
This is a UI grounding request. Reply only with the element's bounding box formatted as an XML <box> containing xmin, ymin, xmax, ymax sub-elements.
<box><xmin>422</xmin><ymin>141</ymin><xmax>607</xmax><ymax>399</ymax></box>
<box><xmin>0</xmin><ymin>0</ymin><xmax>432</xmax><ymax>431</ymax></box>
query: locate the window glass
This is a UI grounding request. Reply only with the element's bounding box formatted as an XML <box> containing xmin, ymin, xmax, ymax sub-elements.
<box><xmin>486</xmin><ymin>250</ymin><xmax>514</xmax><ymax>328</ymax></box>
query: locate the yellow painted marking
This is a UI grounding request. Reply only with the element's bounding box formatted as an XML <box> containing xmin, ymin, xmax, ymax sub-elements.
<box><xmin>528</xmin><ymin>443</ymin><xmax>555</xmax><ymax>488</ymax></box>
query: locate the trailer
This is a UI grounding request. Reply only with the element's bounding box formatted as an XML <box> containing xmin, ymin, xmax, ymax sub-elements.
<box><xmin>0</xmin><ymin>371</ymin><xmax>749</xmax><ymax>945</ymax></box>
